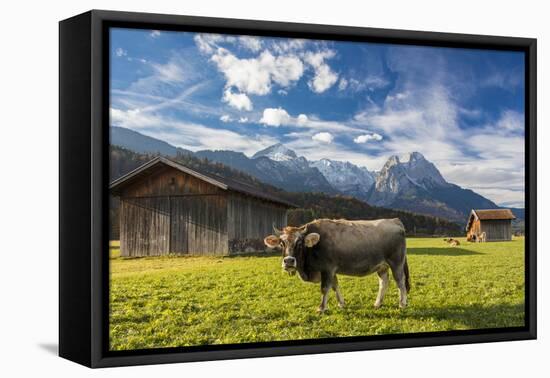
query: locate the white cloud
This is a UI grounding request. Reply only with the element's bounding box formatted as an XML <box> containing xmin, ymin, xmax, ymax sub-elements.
<box><xmin>222</xmin><ymin>88</ymin><xmax>253</xmax><ymax>111</ymax></box>
<box><xmin>481</xmin><ymin>70</ymin><xmax>523</xmax><ymax>90</ymax></box>
<box><xmin>110</xmin><ymin>107</ymin><xmax>278</xmax><ymax>155</ymax></box>
<box><xmin>354</xmin><ymin>133</ymin><xmax>383</xmax><ymax>143</ymax></box>
<box><xmin>259</xmin><ymin>107</ymin><xmax>291</xmax><ymax>127</ymax></box>
<box><xmin>304</xmin><ymin>50</ymin><xmax>339</xmax><ymax>93</ymax></box>
<box><xmin>359</xmin><ymin>109</ymin><xmax>424</xmax><ymax>132</ymax></box>
<box><xmin>312</xmin><ymin>132</ymin><xmax>334</xmax><ymax>144</ymax></box>
<box><xmin>218</xmin><ymin>114</ymin><xmax>249</xmax><ymax>124</ymax></box>
<box><xmin>277</xmin><ymin>89</ymin><xmax>288</xmax><ymax>96</ymax></box>
<box><xmin>220</xmin><ymin>114</ymin><xmax>232</xmax><ymax>122</ymax></box>
<box><xmin>458</xmin><ymin>107</ymin><xmax>482</xmax><ymax>119</ymax></box>
<box><xmin>258</xmin><ymin>107</ymin><xmax>363</xmax><ymax>135</ymax></box>
<box><xmin>297</xmin><ymin>114</ymin><xmax>308</xmax><ymax>126</ymax></box>
<box><xmin>496</xmin><ymin>110</ymin><xmax>523</xmax><ymax>132</ymax></box>
<box><xmin>110</xmin><ymin>108</ymin><xmax>160</xmax><ymax>129</ymax></box>
<box><xmin>195</xmin><ymin>33</ymin><xmax>263</xmax><ymax>54</ymax></box>
<box><xmin>339</xmin><ymin>76</ymin><xmax>389</xmax><ymax>93</ymax></box>
<box><xmin>307</xmin><ymin>62</ymin><xmax>339</xmax><ymax>93</ymax></box>
<box><xmin>211</xmin><ymin>48</ymin><xmax>304</xmax><ymax>96</ymax></box>
<box><xmin>386</xmin><ymin>92</ymin><xmax>409</xmax><ymax>102</ymax></box>
<box><xmin>151</xmin><ymin>61</ymin><xmax>185</xmax><ymax>82</ymax></box>
<box><xmin>238</xmin><ymin>36</ymin><xmax>262</xmax><ymax>52</ymax></box>
<box><xmin>150</xmin><ymin>30</ymin><xmax>161</xmax><ymax>38</ymax></box>
<box><xmin>270</xmin><ymin>39</ymin><xmax>307</xmax><ymax>54</ymax></box>
<box><xmin>258</xmin><ymin>107</ymin><xmax>361</xmax><ymax>134</ymax></box>
<box><xmin>338</xmin><ymin>78</ymin><xmax>348</xmax><ymax>91</ymax></box>
<box><xmin>194</xmin><ymin>34</ymin><xmax>226</xmax><ymax>54</ymax></box>
<box><xmin>115</xmin><ymin>48</ymin><xmax>127</xmax><ymax>57</ymax></box>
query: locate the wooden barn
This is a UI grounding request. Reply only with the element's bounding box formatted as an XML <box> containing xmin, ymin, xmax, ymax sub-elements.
<box><xmin>465</xmin><ymin>209</ymin><xmax>516</xmax><ymax>242</ymax></box>
<box><xmin>110</xmin><ymin>156</ymin><xmax>296</xmax><ymax>257</ymax></box>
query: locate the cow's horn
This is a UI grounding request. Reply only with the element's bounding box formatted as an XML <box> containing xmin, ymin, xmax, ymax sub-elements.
<box><xmin>298</xmin><ymin>224</ymin><xmax>308</xmax><ymax>234</ymax></box>
<box><xmin>273</xmin><ymin>223</ymin><xmax>283</xmax><ymax>235</ymax></box>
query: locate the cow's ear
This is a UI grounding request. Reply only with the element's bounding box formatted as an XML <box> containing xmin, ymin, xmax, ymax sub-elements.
<box><xmin>264</xmin><ymin>235</ymin><xmax>281</xmax><ymax>248</ymax></box>
<box><xmin>304</xmin><ymin>233</ymin><xmax>320</xmax><ymax>247</ymax></box>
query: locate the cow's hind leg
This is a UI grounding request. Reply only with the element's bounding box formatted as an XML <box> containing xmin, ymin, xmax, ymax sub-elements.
<box><xmin>318</xmin><ymin>272</ymin><xmax>333</xmax><ymax>313</ymax></box>
<box><xmin>374</xmin><ymin>267</ymin><xmax>389</xmax><ymax>309</ymax></box>
<box><xmin>389</xmin><ymin>261</ymin><xmax>408</xmax><ymax>309</ymax></box>
<box><xmin>332</xmin><ymin>275</ymin><xmax>345</xmax><ymax>308</ymax></box>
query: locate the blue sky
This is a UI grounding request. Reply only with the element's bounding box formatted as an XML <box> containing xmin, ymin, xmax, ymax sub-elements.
<box><xmin>110</xmin><ymin>28</ymin><xmax>525</xmax><ymax>207</ymax></box>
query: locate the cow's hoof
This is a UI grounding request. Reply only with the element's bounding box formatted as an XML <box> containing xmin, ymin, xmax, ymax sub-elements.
<box><xmin>399</xmin><ymin>303</ymin><xmax>408</xmax><ymax>309</ymax></box>
<box><xmin>338</xmin><ymin>302</ymin><xmax>345</xmax><ymax>309</ymax></box>
<box><xmin>317</xmin><ymin>306</ymin><xmax>327</xmax><ymax>313</ymax></box>
<box><xmin>374</xmin><ymin>302</ymin><xmax>382</xmax><ymax>309</ymax></box>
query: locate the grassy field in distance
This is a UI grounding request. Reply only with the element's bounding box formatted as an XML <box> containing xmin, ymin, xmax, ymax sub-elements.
<box><xmin>109</xmin><ymin>237</ymin><xmax>525</xmax><ymax>351</ymax></box>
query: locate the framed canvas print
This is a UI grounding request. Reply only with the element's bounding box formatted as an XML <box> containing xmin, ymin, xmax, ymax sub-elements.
<box><xmin>59</xmin><ymin>10</ymin><xmax>537</xmax><ymax>368</ymax></box>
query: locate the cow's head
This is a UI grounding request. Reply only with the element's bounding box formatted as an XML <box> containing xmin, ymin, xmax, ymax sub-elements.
<box><xmin>264</xmin><ymin>225</ymin><xmax>320</xmax><ymax>274</ymax></box>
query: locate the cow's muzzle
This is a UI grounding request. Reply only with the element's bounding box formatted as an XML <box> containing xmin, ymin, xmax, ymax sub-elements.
<box><xmin>282</xmin><ymin>256</ymin><xmax>297</xmax><ymax>272</ymax></box>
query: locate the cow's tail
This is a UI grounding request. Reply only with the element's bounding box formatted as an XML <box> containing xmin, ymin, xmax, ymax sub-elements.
<box><xmin>404</xmin><ymin>257</ymin><xmax>411</xmax><ymax>293</ymax></box>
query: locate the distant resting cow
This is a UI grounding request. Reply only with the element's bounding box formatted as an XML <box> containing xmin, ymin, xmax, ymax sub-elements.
<box><xmin>443</xmin><ymin>238</ymin><xmax>460</xmax><ymax>247</ymax></box>
<box><xmin>264</xmin><ymin>218</ymin><xmax>410</xmax><ymax>313</ymax></box>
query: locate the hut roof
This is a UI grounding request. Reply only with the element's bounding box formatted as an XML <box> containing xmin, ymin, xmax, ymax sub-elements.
<box><xmin>109</xmin><ymin>156</ymin><xmax>297</xmax><ymax>208</ymax></box>
<box><xmin>473</xmin><ymin>209</ymin><xmax>516</xmax><ymax>220</ymax></box>
<box><xmin>465</xmin><ymin>208</ymin><xmax>516</xmax><ymax>231</ymax></box>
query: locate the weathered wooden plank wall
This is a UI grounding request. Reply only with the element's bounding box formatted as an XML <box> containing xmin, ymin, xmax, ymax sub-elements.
<box><xmin>170</xmin><ymin>195</ymin><xmax>228</xmax><ymax>255</ymax></box>
<box><xmin>120</xmin><ymin>197</ymin><xmax>170</xmax><ymax>257</ymax></box>
<box><xmin>120</xmin><ymin>195</ymin><xmax>229</xmax><ymax>256</ymax></box>
<box><xmin>480</xmin><ymin>220</ymin><xmax>512</xmax><ymax>241</ymax></box>
<box><xmin>227</xmin><ymin>193</ymin><xmax>288</xmax><ymax>253</ymax></box>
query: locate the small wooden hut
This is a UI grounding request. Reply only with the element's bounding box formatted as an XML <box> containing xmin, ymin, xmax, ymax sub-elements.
<box><xmin>465</xmin><ymin>209</ymin><xmax>516</xmax><ymax>242</ymax></box>
<box><xmin>110</xmin><ymin>157</ymin><xmax>296</xmax><ymax>257</ymax></box>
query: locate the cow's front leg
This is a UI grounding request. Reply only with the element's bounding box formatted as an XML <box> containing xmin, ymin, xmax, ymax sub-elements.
<box><xmin>332</xmin><ymin>275</ymin><xmax>345</xmax><ymax>308</ymax></box>
<box><xmin>318</xmin><ymin>272</ymin><xmax>332</xmax><ymax>313</ymax></box>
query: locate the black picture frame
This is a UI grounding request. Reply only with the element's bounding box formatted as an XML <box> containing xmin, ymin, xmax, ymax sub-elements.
<box><xmin>59</xmin><ymin>9</ymin><xmax>537</xmax><ymax>368</ymax></box>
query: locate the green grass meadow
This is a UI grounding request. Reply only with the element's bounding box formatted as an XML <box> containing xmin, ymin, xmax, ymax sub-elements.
<box><xmin>109</xmin><ymin>237</ymin><xmax>525</xmax><ymax>351</ymax></box>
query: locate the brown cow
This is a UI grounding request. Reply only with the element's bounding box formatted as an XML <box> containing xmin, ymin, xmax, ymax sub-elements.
<box><xmin>264</xmin><ymin>218</ymin><xmax>410</xmax><ymax>313</ymax></box>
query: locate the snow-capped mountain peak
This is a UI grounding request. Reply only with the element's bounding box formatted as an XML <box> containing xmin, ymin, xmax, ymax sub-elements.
<box><xmin>310</xmin><ymin>158</ymin><xmax>375</xmax><ymax>200</ymax></box>
<box><xmin>402</xmin><ymin>152</ymin><xmax>448</xmax><ymax>188</ymax></box>
<box><xmin>408</xmin><ymin>151</ymin><xmax>426</xmax><ymax>161</ymax></box>
<box><xmin>384</xmin><ymin>155</ymin><xmax>402</xmax><ymax>169</ymax></box>
<box><xmin>375</xmin><ymin>151</ymin><xmax>449</xmax><ymax>195</ymax></box>
<box><xmin>252</xmin><ymin>143</ymin><xmax>298</xmax><ymax>162</ymax></box>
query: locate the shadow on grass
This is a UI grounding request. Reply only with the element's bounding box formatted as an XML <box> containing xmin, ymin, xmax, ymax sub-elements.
<box><xmin>340</xmin><ymin>298</ymin><xmax>525</xmax><ymax>330</ymax></box>
<box><xmin>407</xmin><ymin>247</ymin><xmax>482</xmax><ymax>256</ymax></box>
<box><xmin>341</xmin><ymin>302</ymin><xmax>524</xmax><ymax>330</ymax></box>
<box><xmin>402</xmin><ymin>302</ymin><xmax>525</xmax><ymax>329</ymax></box>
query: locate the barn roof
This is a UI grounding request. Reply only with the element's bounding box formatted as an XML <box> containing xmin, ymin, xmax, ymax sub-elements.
<box><xmin>465</xmin><ymin>208</ymin><xmax>516</xmax><ymax>231</ymax></box>
<box><xmin>109</xmin><ymin>156</ymin><xmax>297</xmax><ymax>208</ymax></box>
<box><xmin>473</xmin><ymin>209</ymin><xmax>516</xmax><ymax>220</ymax></box>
